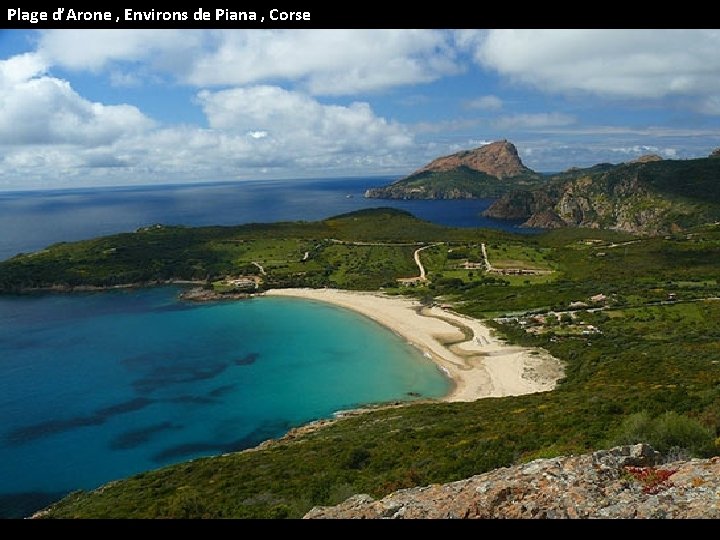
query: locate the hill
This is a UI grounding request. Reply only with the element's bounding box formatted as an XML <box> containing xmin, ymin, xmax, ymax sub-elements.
<box><xmin>484</xmin><ymin>152</ymin><xmax>720</xmax><ymax>235</ymax></box>
<box><xmin>364</xmin><ymin>140</ymin><xmax>542</xmax><ymax>199</ymax></box>
<box><xmin>0</xmin><ymin>208</ymin><xmax>512</xmax><ymax>293</ymax></box>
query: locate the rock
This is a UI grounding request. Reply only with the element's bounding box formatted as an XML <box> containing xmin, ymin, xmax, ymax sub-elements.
<box><xmin>632</xmin><ymin>154</ymin><xmax>663</xmax><ymax>163</ymax></box>
<box><xmin>414</xmin><ymin>140</ymin><xmax>533</xmax><ymax>180</ymax></box>
<box><xmin>521</xmin><ymin>209</ymin><xmax>566</xmax><ymax>229</ymax></box>
<box><xmin>365</xmin><ymin>140</ymin><xmax>539</xmax><ymax>200</ymax></box>
<box><xmin>591</xmin><ymin>443</ymin><xmax>661</xmax><ymax>468</ymax></box>
<box><xmin>304</xmin><ymin>445</ymin><xmax>720</xmax><ymax>519</ymax></box>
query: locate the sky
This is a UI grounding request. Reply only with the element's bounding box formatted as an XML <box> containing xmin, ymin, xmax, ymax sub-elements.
<box><xmin>1</xmin><ymin>29</ymin><xmax>720</xmax><ymax>190</ymax></box>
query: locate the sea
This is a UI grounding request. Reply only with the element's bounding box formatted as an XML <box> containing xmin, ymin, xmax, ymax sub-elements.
<box><xmin>0</xmin><ymin>177</ymin><xmax>530</xmax><ymax>518</ymax></box>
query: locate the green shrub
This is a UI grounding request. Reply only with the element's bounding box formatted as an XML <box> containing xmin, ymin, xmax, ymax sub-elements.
<box><xmin>609</xmin><ymin>411</ymin><xmax>715</xmax><ymax>458</ymax></box>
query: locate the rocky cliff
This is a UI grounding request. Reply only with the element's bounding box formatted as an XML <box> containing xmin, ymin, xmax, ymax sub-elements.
<box><xmin>414</xmin><ymin>139</ymin><xmax>533</xmax><ymax>179</ymax></box>
<box><xmin>632</xmin><ymin>154</ymin><xmax>663</xmax><ymax>163</ymax></box>
<box><xmin>365</xmin><ymin>140</ymin><xmax>540</xmax><ymax>199</ymax></box>
<box><xmin>305</xmin><ymin>444</ymin><xmax>720</xmax><ymax>519</ymax></box>
<box><xmin>484</xmin><ymin>154</ymin><xmax>720</xmax><ymax>235</ymax></box>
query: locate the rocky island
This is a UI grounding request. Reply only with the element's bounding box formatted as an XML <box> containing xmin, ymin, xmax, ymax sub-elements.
<box><xmin>364</xmin><ymin>140</ymin><xmax>542</xmax><ymax>199</ymax></box>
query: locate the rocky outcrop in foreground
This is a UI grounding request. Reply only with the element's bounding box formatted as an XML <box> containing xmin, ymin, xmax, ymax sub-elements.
<box><xmin>305</xmin><ymin>445</ymin><xmax>720</xmax><ymax>519</ymax></box>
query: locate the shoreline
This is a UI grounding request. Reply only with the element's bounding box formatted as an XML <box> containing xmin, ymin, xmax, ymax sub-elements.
<box><xmin>264</xmin><ymin>288</ymin><xmax>564</xmax><ymax>403</ymax></box>
<box><xmin>4</xmin><ymin>282</ymin><xmax>563</xmax><ymax>404</ymax></box>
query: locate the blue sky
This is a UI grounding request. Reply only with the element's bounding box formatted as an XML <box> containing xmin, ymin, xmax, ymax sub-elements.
<box><xmin>1</xmin><ymin>29</ymin><xmax>720</xmax><ymax>190</ymax></box>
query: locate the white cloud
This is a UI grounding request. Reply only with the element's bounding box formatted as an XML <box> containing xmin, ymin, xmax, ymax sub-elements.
<box><xmin>189</xmin><ymin>30</ymin><xmax>461</xmax><ymax>95</ymax></box>
<box><xmin>0</xmin><ymin>62</ymin><xmax>419</xmax><ymax>186</ymax></box>
<box><xmin>0</xmin><ymin>54</ymin><xmax>153</xmax><ymax>146</ymax></box>
<box><xmin>468</xmin><ymin>29</ymin><xmax>720</xmax><ymax>101</ymax></box>
<box><xmin>35</xmin><ymin>29</ymin><xmax>461</xmax><ymax>96</ymax></box>
<box><xmin>611</xmin><ymin>144</ymin><xmax>661</xmax><ymax>154</ymax></box>
<box><xmin>609</xmin><ymin>145</ymin><xmax>680</xmax><ymax>158</ymax></box>
<box><xmin>465</xmin><ymin>95</ymin><xmax>502</xmax><ymax>110</ymax></box>
<box><xmin>517</xmin><ymin>138</ymin><xmax>718</xmax><ymax>172</ymax></box>
<box><xmin>197</xmin><ymin>86</ymin><xmax>412</xmax><ymax>158</ymax></box>
<box><xmin>0</xmin><ymin>52</ymin><xmax>46</xmax><ymax>84</ymax></box>
<box><xmin>468</xmin><ymin>139</ymin><xmax>494</xmax><ymax>147</ymax></box>
<box><xmin>494</xmin><ymin>112</ymin><xmax>576</xmax><ymax>130</ymax></box>
<box><xmin>247</xmin><ymin>130</ymin><xmax>268</xmax><ymax>139</ymax></box>
<box><xmin>37</xmin><ymin>30</ymin><xmax>199</xmax><ymax>73</ymax></box>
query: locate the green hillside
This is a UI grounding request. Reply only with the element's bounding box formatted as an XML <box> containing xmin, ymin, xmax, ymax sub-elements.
<box><xmin>485</xmin><ymin>155</ymin><xmax>720</xmax><ymax>234</ymax></box>
<box><xmin>0</xmin><ymin>209</ymin><xmax>511</xmax><ymax>293</ymax></box>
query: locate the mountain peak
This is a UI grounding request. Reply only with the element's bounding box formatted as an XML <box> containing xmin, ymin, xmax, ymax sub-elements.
<box><xmin>414</xmin><ymin>140</ymin><xmax>533</xmax><ymax>180</ymax></box>
<box><xmin>364</xmin><ymin>139</ymin><xmax>541</xmax><ymax>200</ymax></box>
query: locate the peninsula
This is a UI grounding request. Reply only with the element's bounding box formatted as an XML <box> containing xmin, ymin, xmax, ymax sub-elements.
<box><xmin>364</xmin><ymin>140</ymin><xmax>542</xmax><ymax>199</ymax></box>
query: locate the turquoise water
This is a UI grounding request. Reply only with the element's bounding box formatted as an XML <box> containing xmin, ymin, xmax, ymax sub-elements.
<box><xmin>0</xmin><ymin>287</ymin><xmax>449</xmax><ymax>517</ymax></box>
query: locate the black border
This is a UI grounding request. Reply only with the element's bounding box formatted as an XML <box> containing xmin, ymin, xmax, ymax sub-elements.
<box><xmin>1</xmin><ymin>5</ymin><xmax>707</xmax><ymax>29</ymax></box>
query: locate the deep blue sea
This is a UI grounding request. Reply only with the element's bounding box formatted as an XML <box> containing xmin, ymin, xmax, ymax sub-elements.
<box><xmin>0</xmin><ymin>177</ymin><xmax>529</xmax><ymax>262</ymax></box>
<box><xmin>0</xmin><ymin>177</ymin><xmax>530</xmax><ymax>518</ymax></box>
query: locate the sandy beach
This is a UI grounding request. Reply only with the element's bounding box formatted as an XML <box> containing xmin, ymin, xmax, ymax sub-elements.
<box><xmin>264</xmin><ymin>288</ymin><xmax>564</xmax><ymax>402</ymax></box>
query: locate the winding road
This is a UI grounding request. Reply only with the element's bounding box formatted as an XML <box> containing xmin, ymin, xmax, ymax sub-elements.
<box><xmin>480</xmin><ymin>243</ymin><xmax>493</xmax><ymax>272</ymax></box>
<box><xmin>413</xmin><ymin>244</ymin><xmax>440</xmax><ymax>281</ymax></box>
<box><xmin>251</xmin><ymin>261</ymin><xmax>267</xmax><ymax>275</ymax></box>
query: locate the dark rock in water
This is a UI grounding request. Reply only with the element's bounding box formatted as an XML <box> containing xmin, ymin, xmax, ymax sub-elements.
<box><xmin>4</xmin><ymin>397</ymin><xmax>155</xmax><ymax>445</ymax></box>
<box><xmin>166</xmin><ymin>395</ymin><xmax>216</xmax><ymax>405</ymax></box>
<box><xmin>132</xmin><ymin>363</ymin><xmax>228</xmax><ymax>393</ymax></box>
<box><xmin>179</xmin><ymin>287</ymin><xmax>253</xmax><ymax>302</ymax></box>
<box><xmin>207</xmin><ymin>384</ymin><xmax>237</xmax><ymax>398</ymax></box>
<box><xmin>406</xmin><ymin>391</ymin><xmax>421</xmax><ymax>397</ymax></box>
<box><xmin>235</xmin><ymin>353</ymin><xmax>259</xmax><ymax>366</ymax></box>
<box><xmin>108</xmin><ymin>422</ymin><xmax>178</xmax><ymax>450</ymax></box>
<box><xmin>151</xmin><ymin>422</ymin><xmax>290</xmax><ymax>463</ymax></box>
